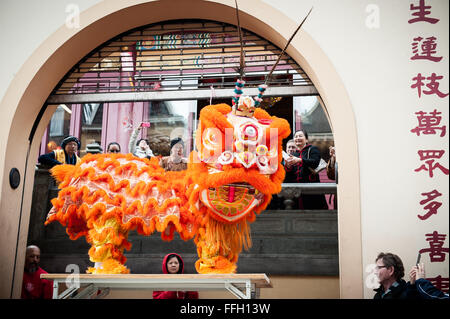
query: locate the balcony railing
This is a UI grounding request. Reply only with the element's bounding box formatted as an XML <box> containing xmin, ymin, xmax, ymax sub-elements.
<box><xmin>275</xmin><ymin>183</ymin><xmax>337</xmax><ymax>210</ymax></box>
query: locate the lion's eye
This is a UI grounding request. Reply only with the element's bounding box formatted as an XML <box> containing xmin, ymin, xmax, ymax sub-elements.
<box><xmin>244</xmin><ymin>125</ymin><xmax>256</xmax><ymax>137</ymax></box>
<box><xmin>241</xmin><ymin>123</ymin><xmax>259</xmax><ymax>141</ymax></box>
<box><xmin>203</xmin><ymin>128</ymin><xmax>222</xmax><ymax>150</ymax></box>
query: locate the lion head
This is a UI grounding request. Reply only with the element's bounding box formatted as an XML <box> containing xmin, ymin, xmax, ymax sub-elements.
<box><xmin>186</xmin><ymin>102</ymin><xmax>290</xmax><ymax>225</ymax></box>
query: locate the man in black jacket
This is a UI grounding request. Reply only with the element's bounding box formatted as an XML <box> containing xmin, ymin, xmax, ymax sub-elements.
<box><xmin>38</xmin><ymin>135</ymin><xmax>81</xmax><ymax>168</ymax></box>
<box><xmin>373</xmin><ymin>252</ymin><xmax>412</xmax><ymax>299</ymax></box>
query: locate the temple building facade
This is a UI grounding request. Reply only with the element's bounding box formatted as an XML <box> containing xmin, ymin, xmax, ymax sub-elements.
<box><xmin>0</xmin><ymin>0</ymin><xmax>448</xmax><ymax>299</ymax></box>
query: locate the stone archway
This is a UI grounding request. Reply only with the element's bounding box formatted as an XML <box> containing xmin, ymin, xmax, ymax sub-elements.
<box><xmin>0</xmin><ymin>0</ymin><xmax>362</xmax><ymax>298</ymax></box>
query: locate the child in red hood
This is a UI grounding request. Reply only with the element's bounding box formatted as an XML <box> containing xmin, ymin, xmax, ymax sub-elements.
<box><xmin>152</xmin><ymin>253</ymin><xmax>199</xmax><ymax>299</ymax></box>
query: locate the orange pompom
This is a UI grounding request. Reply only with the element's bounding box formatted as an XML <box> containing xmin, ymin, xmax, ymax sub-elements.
<box><xmin>50</xmin><ymin>164</ymin><xmax>77</xmax><ymax>183</ymax></box>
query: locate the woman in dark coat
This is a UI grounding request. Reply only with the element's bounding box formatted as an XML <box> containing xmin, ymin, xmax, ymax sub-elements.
<box><xmin>284</xmin><ymin>130</ymin><xmax>328</xmax><ymax>209</ymax></box>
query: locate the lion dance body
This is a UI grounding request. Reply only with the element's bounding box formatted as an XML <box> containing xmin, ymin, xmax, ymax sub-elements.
<box><xmin>46</xmin><ymin>99</ymin><xmax>290</xmax><ymax>274</ymax></box>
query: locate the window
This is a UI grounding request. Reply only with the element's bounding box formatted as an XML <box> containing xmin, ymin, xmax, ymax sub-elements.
<box><xmin>145</xmin><ymin>100</ymin><xmax>197</xmax><ymax>156</ymax></box>
<box><xmin>294</xmin><ymin>96</ymin><xmax>334</xmax><ymax>163</ymax></box>
<box><xmin>80</xmin><ymin>103</ymin><xmax>104</xmax><ymax>155</ymax></box>
<box><xmin>45</xmin><ymin>104</ymin><xmax>72</xmax><ymax>153</ymax></box>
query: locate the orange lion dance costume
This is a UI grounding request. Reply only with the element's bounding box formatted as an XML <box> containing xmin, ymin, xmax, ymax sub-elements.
<box><xmin>46</xmin><ymin>94</ymin><xmax>290</xmax><ymax>274</ymax></box>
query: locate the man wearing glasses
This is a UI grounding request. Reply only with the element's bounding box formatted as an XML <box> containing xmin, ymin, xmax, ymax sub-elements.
<box><xmin>373</xmin><ymin>252</ymin><xmax>411</xmax><ymax>299</ymax></box>
<box><xmin>38</xmin><ymin>135</ymin><xmax>81</xmax><ymax>168</ymax></box>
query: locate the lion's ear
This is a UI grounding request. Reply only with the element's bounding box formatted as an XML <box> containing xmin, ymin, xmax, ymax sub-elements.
<box><xmin>269</xmin><ymin>117</ymin><xmax>291</xmax><ymax>140</ymax></box>
<box><xmin>196</xmin><ymin>104</ymin><xmax>233</xmax><ymax>156</ymax></box>
<box><xmin>199</xmin><ymin>104</ymin><xmax>233</xmax><ymax>130</ymax></box>
<box><xmin>254</xmin><ymin>107</ymin><xmax>291</xmax><ymax>143</ymax></box>
<box><xmin>254</xmin><ymin>108</ymin><xmax>271</xmax><ymax>120</ymax></box>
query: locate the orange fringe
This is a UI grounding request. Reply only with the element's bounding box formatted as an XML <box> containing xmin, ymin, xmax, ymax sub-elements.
<box><xmin>195</xmin><ymin>256</ymin><xmax>237</xmax><ymax>274</ymax></box>
<box><xmin>87</xmin><ymin>259</ymin><xmax>130</xmax><ymax>274</ymax></box>
<box><xmin>203</xmin><ymin>215</ymin><xmax>251</xmax><ymax>253</ymax></box>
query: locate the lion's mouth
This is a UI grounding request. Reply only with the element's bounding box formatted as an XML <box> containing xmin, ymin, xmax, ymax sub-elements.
<box><xmin>201</xmin><ymin>182</ymin><xmax>263</xmax><ymax>223</ymax></box>
<box><xmin>209</xmin><ymin>183</ymin><xmax>258</xmax><ymax>202</ymax></box>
